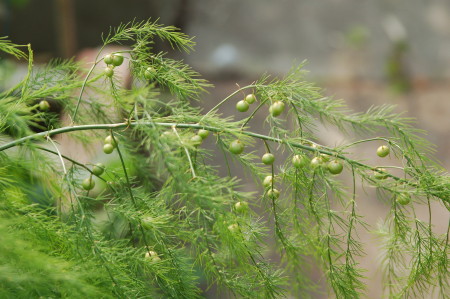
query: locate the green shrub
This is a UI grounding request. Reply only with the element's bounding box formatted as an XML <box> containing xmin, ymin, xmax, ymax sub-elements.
<box><xmin>0</xmin><ymin>20</ymin><xmax>448</xmax><ymax>298</ymax></box>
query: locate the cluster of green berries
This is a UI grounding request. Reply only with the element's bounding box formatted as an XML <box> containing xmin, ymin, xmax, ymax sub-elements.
<box><xmin>374</xmin><ymin>145</ymin><xmax>411</xmax><ymax>205</ymax></box>
<box><xmin>103</xmin><ymin>53</ymin><xmax>124</xmax><ymax>78</ymax></box>
<box><xmin>81</xmin><ymin>163</ymin><xmax>105</xmax><ymax>191</ymax></box>
<box><xmin>261</xmin><ymin>175</ymin><xmax>280</xmax><ymax>199</ymax></box>
<box><xmin>145</xmin><ymin>250</ymin><xmax>161</xmax><ymax>263</ymax></box>
<box><xmin>307</xmin><ymin>154</ymin><xmax>344</xmax><ymax>175</ymax></box>
<box><xmin>373</xmin><ymin>145</ymin><xmax>390</xmax><ymax>179</ymax></box>
<box><xmin>103</xmin><ymin>135</ymin><xmax>118</xmax><ymax>154</ymax></box>
<box><xmin>236</xmin><ymin>94</ymin><xmax>257</xmax><ymax>112</ymax></box>
<box><xmin>191</xmin><ymin>129</ymin><xmax>210</xmax><ymax>146</ymax></box>
<box><xmin>235</xmin><ymin>93</ymin><xmax>285</xmax><ymax>118</ymax></box>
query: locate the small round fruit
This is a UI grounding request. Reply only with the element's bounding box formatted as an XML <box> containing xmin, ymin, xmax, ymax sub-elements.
<box><xmin>82</xmin><ymin>177</ymin><xmax>95</xmax><ymax>191</ymax></box>
<box><xmin>234</xmin><ymin>201</ymin><xmax>249</xmax><ymax>213</ymax></box>
<box><xmin>262</xmin><ymin>153</ymin><xmax>275</xmax><ymax>165</ymax></box>
<box><xmin>310</xmin><ymin>156</ymin><xmax>324</xmax><ymax>168</ymax></box>
<box><xmin>245</xmin><ymin>94</ymin><xmax>256</xmax><ymax>104</ymax></box>
<box><xmin>292</xmin><ymin>154</ymin><xmax>308</xmax><ymax>168</ymax></box>
<box><xmin>267</xmin><ymin>188</ymin><xmax>280</xmax><ymax>199</ymax></box>
<box><xmin>103</xmin><ymin>54</ymin><xmax>113</xmax><ymax>65</ymax></box>
<box><xmin>92</xmin><ymin>163</ymin><xmax>105</xmax><ymax>176</ymax></box>
<box><xmin>263</xmin><ymin>175</ymin><xmax>273</xmax><ymax>188</ymax></box>
<box><xmin>229</xmin><ymin>140</ymin><xmax>244</xmax><ymax>155</ymax></box>
<box><xmin>198</xmin><ymin>129</ymin><xmax>209</xmax><ymax>139</ymax></box>
<box><xmin>236</xmin><ymin>100</ymin><xmax>249</xmax><ymax>112</ymax></box>
<box><xmin>103</xmin><ymin>143</ymin><xmax>114</xmax><ymax>154</ymax></box>
<box><xmin>191</xmin><ymin>135</ymin><xmax>203</xmax><ymax>146</ymax></box>
<box><xmin>145</xmin><ymin>251</ymin><xmax>161</xmax><ymax>263</ymax></box>
<box><xmin>39</xmin><ymin>100</ymin><xmax>50</xmax><ymax>111</ymax></box>
<box><xmin>374</xmin><ymin>168</ymin><xmax>388</xmax><ymax>180</ymax></box>
<box><xmin>269</xmin><ymin>101</ymin><xmax>285</xmax><ymax>117</ymax></box>
<box><xmin>377</xmin><ymin>145</ymin><xmax>390</xmax><ymax>158</ymax></box>
<box><xmin>396</xmin><ymin>194</ymin><xmax>411</xmax><ymax>205</ymax></box>
<box><xmin>228</xmin><ymin>223</ymin><xmax>239</xmax><ymax>233</ymax></box>
<box><xmin>145</xmin><ymin>251</ymin><xmax>158</xmax><ymax>258</ymax></box>
<box><xmin>104</xmin><ymin>67</ymin><xmax>114</xmax><ymax>78</ymax></box>
<box><xmin>144</xmin><ymin>66</ymin><xmax>155</xmax><ymax>80</ymax></box>
<box><xmin>104</xmin><ymin>135</ymin><xmax>118</xmax><ymax>148</ymax></box>
<box><xmin>327</xmin><ymin>160</ymin><xmax>343</xmax><ymax>175</ymax></box>
<box><xmin>111</xmin><ymin>53</ymin><xmax>124</xmax><ymax>66</ymax></box>
<box><xmin>151</xmin><ymin>256</ymin><xmax>161</xmax><ymax>262</ymax></box>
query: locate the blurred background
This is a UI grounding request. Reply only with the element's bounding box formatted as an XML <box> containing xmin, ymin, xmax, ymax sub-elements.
<box><xmin>1</xmin><ymin>0</ymin><xmax>449</xmax><ymax>298</ymax></box>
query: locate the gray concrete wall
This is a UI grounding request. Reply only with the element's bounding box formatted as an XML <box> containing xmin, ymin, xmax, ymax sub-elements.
<box><xmin>185</xmin><ymin>0</ymin><xmax>450</xmax><ymax>79</ymax></box>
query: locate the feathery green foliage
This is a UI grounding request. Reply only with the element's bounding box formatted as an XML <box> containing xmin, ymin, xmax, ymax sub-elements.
<box><xmin>0</xmin><ymin>20</ymin><xmax>448</xmax><ymax>298</ymax></box>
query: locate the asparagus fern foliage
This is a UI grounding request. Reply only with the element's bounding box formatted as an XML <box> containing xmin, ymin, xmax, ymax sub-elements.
<box><xmin>0</xmin><ymin>20</ymin><xmax>448</xmax><ymax>298</ymax></box>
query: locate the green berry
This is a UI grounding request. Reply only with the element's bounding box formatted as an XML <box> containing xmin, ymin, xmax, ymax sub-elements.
<box><xmin>144</xmin><ymin>66</ymin><xmax>155</xmax><ymax>80</ymax></box>
<box><xmin>92</xmin><ymin>163</ymin><xmax>105</xmax><ymax>176</ymax></box>
<box><xmin>245</xmin><ymin>94</ymin><xmax>256</xmax><ymax>104</ymax></box>
<box><xmin>104</xmin><ymin>54</ymin><xmax>113</xmax><ymax>65</ymax></box>
<box><xmin>104</xmin><ymin>135</ymin><xmax>118</xmax><ymax>148</ymax></box>
<box><xmin>228</xmin><ymin>223</ymin><xmax>239</xmax><ymax>233</ymax></box>
<box><xmin>151</xmin><ymin>256</ymin><xmax>161</xmax><ymax>262</ymax></box>
<box><xmin>262</xmin><ymin>153</ymin><xmax>275</xmax><ymax>165</ymax></box>
<box><xmin>374</xmin><ymin>168</ymin><xmax>388</xmax><ymax>180</ymax></box>
<box><xmin>292</xmin><ymin>154</ymin><xmax>308</xmax><ymax>168</ymax></box>
<box><xmin>377</xmin><ymin>145</ymin><xmax>390</xmax><ymax>158</ymax></box>
<box><xmin>267</xmin><ymin>188</ymin><xmax>280</xmax><ymax>199</ymax></box>
<box><xmin>145</xmin><ymin>251</ymin><xmax>161</xmax><ymax>263</ymax></box>
<box><xmin>310</xmin><ymin>156</ymin><xmax>324</xmax><ymax>168</ymax></box>
<box><xmin>145</xmin><ymin>251</ymin><xmax>158</xmax><ymax>258</ymax></box>
<box><xmin>82</xmin><ymin>177</ymin><xmax>95</xmax><ymax>191</ymax></box>
<box><xmin>111</xmin><ymin>53</ymin><xmax>124</xmax><ymax>66</ymax></box>
<box><xmin>236</xmin><ymin>100</ymin><xmax>249</xmax><ymax>112</ymax></box>
<box><xmin>39</xmin><ymin>100</ymin><xmax>50</xmax><ymax>111</ymax></box>
<box><xmin>234</xmin><ymin>201</ymin><xmax>249</xmax><ymax>213</ymax></box>
<box><xmin>327</xmin><ymin>160</ymin><xmax>343</xmax><ymax>175</ymax></box>
<box><xmin>104</xmin><ymin>67</ymin><xmax>114</xmax><ymax>78</ymax></box>
<box><xmin>103</xmin><ymin>143</ymin><xmax>114</xmax><ymax>154</ymax></box>
<box><xmin>229</xmin><ymin>140</ymin><xmax>244</xmax><ymax>155</ymax></box>
<box><xmin>198</xmin><ymin>129</ymin><xmax>210</xmax><ymax>139</ymax></box>
<box><xmin>396</xmin><ymin>194</ymin><xmax>411</xmax><ymax>205</ymax></box>
<box><xmin>191</xmin><ymin>135</ymin><xmax>203</xmax><ymax>146</ymax></box>
<box><xmin>269</xmin><ymin>101</ymin><xmax>285</xmax><ymax>117</ymax></box>
<box><xmin>263</xmin><ymin>175</ymin><xmax>273</xmax><ymax>188</ymax></box>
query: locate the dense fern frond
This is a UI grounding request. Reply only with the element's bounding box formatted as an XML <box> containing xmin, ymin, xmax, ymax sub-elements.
<box><xmin>0</xmin><ymin>20</ymin><xmax>448</xmax><ymax>299</ymax></box>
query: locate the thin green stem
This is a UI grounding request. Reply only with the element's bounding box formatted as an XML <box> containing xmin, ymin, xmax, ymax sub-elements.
<box><xmin>71</xmin><ymin>45</ymin><xmax>106</xmax><ymax>123</ymax></box>
<box><xmin>339</xmin><ymin>137</ymin><xmax>392</xmax><ymax>150</ymax></box>
<box><xmin>35</xmin><ymin>146</ymin><xmax>105</xmax><ymax>181</ymax></box>
<box><xmin>345</xmin><ymin>166</ymin><xmax>357</xmax><ymax>266</ymax></box>
<box><xmin>0</xmin><ymin>121</ymin><xmax>445</xmax><ymax>203</ymax></box>
<box><xmin>289</xmin><ymin>101</ymin><xmax>304</xmax><ymax>139</ymax></box>
<box><xmin>240</xmin><ymin>98</ymin><xmax>269</xmax><ymax>130</ymax></box>
<box><xmin>199</xmin><ymin>85</ymin><xmax>257</xmax><ymax>123</ymax></box>
<box><xmin>171</xmin><ymin>125</ymin><xmax>196</xmax><ymax>178</ymax></box>
<box><xmin>111</xmin><ymin>132</ymin><xmax>151</xmax><ymax>253</ymax></box>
